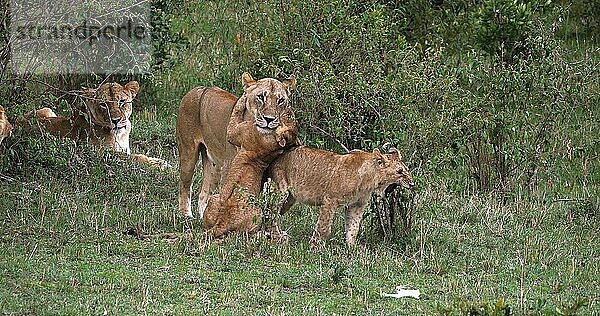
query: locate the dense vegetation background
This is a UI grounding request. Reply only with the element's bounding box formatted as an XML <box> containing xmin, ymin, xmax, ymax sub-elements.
<box><xmin>0</xmin><ymin>0</ymin><xmax>598</xmax><ymax>314</ymax></box>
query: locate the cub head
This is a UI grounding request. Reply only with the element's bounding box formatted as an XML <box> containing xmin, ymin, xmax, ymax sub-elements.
<box><xmin>241</xmin><ymin>73</ymin><xmax>296</xmax><ymax>133</ymax></box>
<box><xmin>82</xmin><ymin>81</ymin><xmax>140</xmax><ymax>130</ymax></box>
<box><xmin>371</xmin><ymin>148</ymin><xmax>415</xmax><ymax>190</ymax></box>
<box><xmin>0</xmin><ymin>105</ymin><xmax>13</xmax><ymax>145</ymax></box>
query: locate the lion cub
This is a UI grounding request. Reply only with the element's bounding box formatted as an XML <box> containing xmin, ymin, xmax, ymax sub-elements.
<box><xmin>267</xmin><ymin>147</ymin><xmax>414</xmax><ymax>246</ymax></box>
<box><xmin>0</xmin><ymin>106</ymin><xmax>13</xmax><ymax>145</ymax></box>
<box><xmin>203</xmin><ymin>98</ymin><xmax>298</xmax><ymax>237</ymax></box>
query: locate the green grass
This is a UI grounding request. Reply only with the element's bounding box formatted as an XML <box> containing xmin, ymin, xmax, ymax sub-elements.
<box><xmin>0</xmin><ymin>133</ymin><xmax>598</xmax><ymax>315</ymax></box>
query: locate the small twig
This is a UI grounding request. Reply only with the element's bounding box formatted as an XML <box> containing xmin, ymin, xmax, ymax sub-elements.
<box><xmin>27</xmin><ymin>243</ymin><xmax>38</xmax><ymax>261</ymax></box>
<box><xmin>0</xmin><ymin>174</ymin><xmax>15</xmax><ymax>182</ymax></box>
<box><xmin>552</xmin><ymin>198</ymin><xmax>585</xmax><ymax>204</ymax></box>
<box><xmin>4</xmin><ymin>77</ymin><xmax>114</xmax><ymax>102</ymax></box>
<box><xmin>309</xmin><ymin>123</ymin><xmax>350</xmax><ymax>153</ymax></box>
<box><xmin>4</xmin><ymin>77</ymin><xmax>81</xmax><ymax>97</ymax></box>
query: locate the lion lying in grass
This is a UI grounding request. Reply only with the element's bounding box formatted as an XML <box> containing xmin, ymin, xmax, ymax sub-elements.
<box><xmin>203</xmin><ymin>95</ymin><xmax>299</xmax><ymax>237</ymax></box>
<box><xmin>0</xmin><ymin>106</ymin><xmax>13</xmax><ymax>145</ymax></box>
<box><xmin>33</xmin><ymin>81</ymin><xmax>139</xmax><ymax>153</ymax></box>
<box><xmin>27</xmin><ymin>81</ymin><xmax>169</xmax><ymax>168</ymax></box>
<box><xmin>267</xmin><ymin>147</ymin><xmax>415</xmax><ymax>246</ymax></box>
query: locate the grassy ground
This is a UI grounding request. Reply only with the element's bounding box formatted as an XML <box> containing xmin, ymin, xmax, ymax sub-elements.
<box><xmin>0</xmin><ymin>129</ymin><xmax>598</xmax><ymax>315</ymax></box>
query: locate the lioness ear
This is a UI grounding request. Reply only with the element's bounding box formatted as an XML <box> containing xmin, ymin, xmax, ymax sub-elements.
<box><xmin>124</xmin><ymin>81</ymin><xmax>140</xmax><ymax>97</ymax></box>
<box><xmin>242</xmin><ymin>73</ymin><xmax>256</xmax><ymax>90</ymax></box>
<box><xmin>282</xmin><ymin>76</ymin><xmax>296</xmax><ymax>90</ymax></box>
<box><xmin>372</xmin><ymin>148</ymin><xmax>382</xmax><ymax>156</ymax></box>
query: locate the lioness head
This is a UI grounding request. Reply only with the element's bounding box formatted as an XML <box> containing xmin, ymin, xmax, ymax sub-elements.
<box><xmin>241</xmin><ymin>73</ymin><xmax>296</xmax><ymax>133</ymax></box>
<box><xmin>372</xmin><ymin>148</ymin><xmax>415</xmax><ymax>190</ymax></box>
<box><xmin>0</xmin><ymin>105</ymin><xmax>13</xmax><ymax>145</ymax></box>
<box><xmin>82</xmin><ymin>81</ymin><xmax>140</xmax><ymax>130</ymax></box>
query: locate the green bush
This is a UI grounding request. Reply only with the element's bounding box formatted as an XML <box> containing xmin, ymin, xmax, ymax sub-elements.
<box><xmin>473</xmin><ymin>0</ymin><xmax>534</xmax><ymax>61</ymax></box>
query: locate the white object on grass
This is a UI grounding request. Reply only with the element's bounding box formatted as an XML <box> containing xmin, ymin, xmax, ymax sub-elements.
<box><xmin>381</xmin><ymin>286</ymin><xmax>420</xmax><ymax>299</ymax></box>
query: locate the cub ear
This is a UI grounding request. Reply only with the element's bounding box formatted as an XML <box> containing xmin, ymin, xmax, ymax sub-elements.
<box><xmin>373</xmin><ymin>148</ymin><xmax>386</xmax><ymax>165</ymax></box>
<box><xmin>282</xmin><ymin>76</ymin><xmax>296</xmax><ymax>90</ymax></box>
<box><xmin>242</xmin><ymin>73</ymin><xmax>256</xmax><ymax>90</ymax></box>
<box><xmin>277</xmin><ymin>135</ymin><xmax>287</xmax><ymax>148</ymax></box>
<box><xmin>388</xmin><ymin>147</ymin><xmax>402</xmax><ymax>160</ymax></box>
<box><xmin>124</xmin><ymin>81</ymin><xmax>140</xmax><ymax>97</ymax></box>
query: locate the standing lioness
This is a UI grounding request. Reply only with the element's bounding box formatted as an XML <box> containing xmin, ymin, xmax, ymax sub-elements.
<box><xmin>177</xmin><ymin>73</ymin><xmax>296</xmax><ymax>218</ymax></box>
<box><xmin>267</xmin><ymin>147</ymin><xmax>415</xmax><ymax>246</ymax></box>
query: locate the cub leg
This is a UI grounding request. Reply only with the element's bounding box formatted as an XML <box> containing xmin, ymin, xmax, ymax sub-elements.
<box><xmin>211</xmin><ymin>203</ymin><xmax>261</xmax><ymax>237</ymax></box>
<box><xmin>198</xmin><ymin>146</ymin><xmax>221</xmax><ymax>219</ymax></box>
<box><xmin>345</xmin><ymin>202</ymin><xmax>366</xmax><ymax>245</ymax></box>
<box><xmin>278</xmin><ymin>191</ymin><xmax>296</xmax><ymax>215</ymax></box>
<box><xmin>239</xmin><ymin>205</ymin><xmax>262</xmax><ymax>234</ymax></box>
<box><xmin>311</xmin><ymin>201</ymin><xmax>338</xmax><ymax>246</ymax></box>
<box><xmin>264</xmin><ymin>191</ymin><xmax>295</xmax><ymax>242</ymax></box>
<box><xmin>178</xmin><ymin>139</ymin><xmax>200</xmax><ymax>218</ymax></box>
<box><xmin>202</xmin><ymin>194</ymin><xmax>220</xmax><ymax>230</ymax></box>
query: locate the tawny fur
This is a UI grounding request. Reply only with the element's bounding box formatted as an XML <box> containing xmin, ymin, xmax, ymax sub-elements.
<box><xmin>176</xmin><ymin>73</ymin><xmax>297</xmax><ymax>218</ymax></box>
<box><xmin>267</xmin><ymin>147</ymin><xmax>415</xmax><ymax>246</ymax></box>
<box><xmin>203</xmin><ymin>95</ymin><xmax>298</xmax><ymax>237</ymax></box>
<box><xmin>29</xmin><ymin>81</ymin><xmax>140</xmax><ymax>154</ymax></box>
<box><xmin>22</xmin><ymin>81</ymin><xmax>168</xmax><ymax>167</ymax></box>
<box><xmin>0</xmin><ymin>106</ymin><xmax>13</xmax><ymax>145</ymax></box>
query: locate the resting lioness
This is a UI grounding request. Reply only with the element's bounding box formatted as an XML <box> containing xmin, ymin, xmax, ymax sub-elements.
<box><xmin>177</xmin><ymin>73</ymin><xmax>297</xmax><ymax>218</ymax></box>
<box><xmin>0</xmin><ymin>106</ymin><xmax>13</xmax><ymax>145</ymax></box>
<box><xmin>203</xmin><ymin>98</ymin><xmax>298</xmax><ymax>237</ymax></box>
<box><xmin>27</xmin><ymin>81</ymin><xmax>169</xmax><ymax>168</ymax></box>
<box><xmin>267</xmin><ymin>147</ymin><xmax>415</xmax><ymax>246</ymax></box>
<box><xmin>33</xmin><ymin>81</ymin><xmax>140</xmax><ymax>153</ymax></box>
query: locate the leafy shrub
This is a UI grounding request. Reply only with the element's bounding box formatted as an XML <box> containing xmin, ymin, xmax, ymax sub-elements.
<box><xmin>473</xmin><ymin>0</ymin><xmax>534</xmax><ymax>62</ymax></box>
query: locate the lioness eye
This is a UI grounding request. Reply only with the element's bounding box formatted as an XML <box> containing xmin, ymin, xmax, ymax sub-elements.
<box><xmin>256</xmin><ymin>92</ymin><xmax>267</xmax><ymax>104</ymax></box>
<box><xmin>277</xmin><ymin>97</ymin><xmax>286</xmax><ymax>107</ymax></box>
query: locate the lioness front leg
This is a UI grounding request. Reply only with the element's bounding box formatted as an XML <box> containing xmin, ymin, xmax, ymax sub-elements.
<box><xmin>311</xmin><ymin>201</ymin><xmax>337</xmax><ymax>247</ymax></box>
<box><xmin>345</xmin><ymin>202</ymin><xmax>366</xmax><ymax>245</ymax></box>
